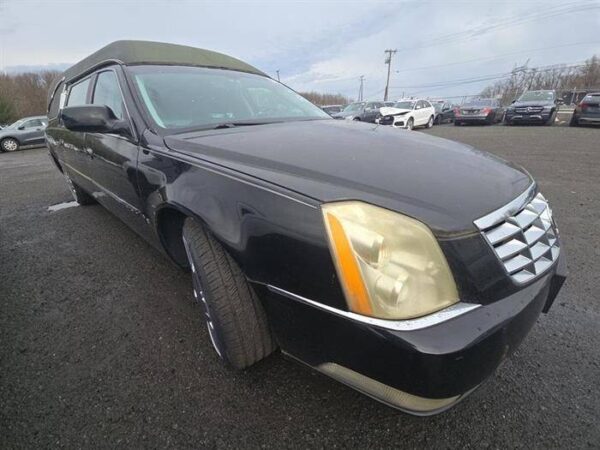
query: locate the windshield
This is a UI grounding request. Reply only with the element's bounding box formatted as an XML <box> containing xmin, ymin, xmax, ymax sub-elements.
<box><xmin>519</xmin><ymin>91</ymin><xmax>555</xmax><ymax>102</ymax></box>
<box><xmin>7</xmin><ymin>119</ymin><xmax>26</xmax><ymax>129</ymax></box>
<box><xmin>128</xmin><ymin>65</ymin><xmax>329</xmax><ymax>131</ymax></box>
<box><xmin>464</xmin><ymin>99</ymin><xmax>494</xmax><ymax>107</ymax></box>
<box><xmin>393</xmin><ymin>101</ymin><xmax>415</xmax><ymax>109</ymax></box>
<box><xmin>342</xmin><ymin>102</ymin><xmax>365</xmax><ymax>112</ymax></box>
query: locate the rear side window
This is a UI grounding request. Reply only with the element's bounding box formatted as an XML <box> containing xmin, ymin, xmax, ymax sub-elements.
<box><xmin>92</xmin><ymin>71</ymin><xmax>124</xmax><ymax>119</ymax></box>
<box><xmin>67</xmin><ymin>78</ymin><xmax>91</xmax><ymax>106</ymax></box>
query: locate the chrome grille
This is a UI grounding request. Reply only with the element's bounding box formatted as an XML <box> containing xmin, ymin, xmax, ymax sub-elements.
<box><xmin>515</xmin><ymin>106</ymin><xmax>543</xmax><ymax>113</ymax></box>
<box><xmin>474</xmin><ymin>191</ymin><xmax>560</xmax><ymax>284</ymax></box>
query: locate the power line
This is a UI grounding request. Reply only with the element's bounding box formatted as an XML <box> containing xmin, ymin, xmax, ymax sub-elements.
<box><xmin>395</xmin><ymin>3</ymin><xmax>600</xmax><ymax>53</ymax></box>
<box><xmin>394</xmin><ymin>41</ymin><xmax>600</xmax><ymax>74</ymax></box>
<box><xmin>390</xmin><ymin>61</ymin><xmax>587</xmax><ymax>91</ymax></box>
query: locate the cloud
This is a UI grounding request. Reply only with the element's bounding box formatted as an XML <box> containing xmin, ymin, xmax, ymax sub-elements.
<box><xmin>0</xmin><ymin>0</ymin><xmax>598</xmax><ymax>100</ymax></box>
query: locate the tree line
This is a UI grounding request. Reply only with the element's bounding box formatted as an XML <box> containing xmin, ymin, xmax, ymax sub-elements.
<box><xmin>480</xmin><ymin>55</ymin><xmax>599</xmax><ymax>105</ymax></box>
<box><xmin>0</xmin><ymin>71</ymin><xmax>60</xmax><ymax>124</ymax></box>
<box><xmin>298</xmin><ymin>91</ymin><xmax>351</xmax><ymax>106</ymax></box>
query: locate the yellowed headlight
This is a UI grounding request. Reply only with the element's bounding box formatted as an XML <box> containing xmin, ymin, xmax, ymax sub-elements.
<box><xmin>322</xmin><ymin>201</ymin><xmax>458</xmax><ymax>320</ymax></box>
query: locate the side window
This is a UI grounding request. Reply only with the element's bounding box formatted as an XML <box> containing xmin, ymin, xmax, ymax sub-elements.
<box><xmin>415</xmin><ymin>101</ymin><xmax>423</xmax><ymax>110</ymax></box>
<box><xmin>92</xmin><ymin>71</ymin><xmax>124</xmax><ymax>119</ymax></box>
<box><xmin>27</xmin><ymin>119</ymin><xmax>43</xmax><ymax>128</ymax></box>
<box><xmin>67</xmin><ymin>78</ymin><xmax>91</xmax><ymax>106</ymax></box>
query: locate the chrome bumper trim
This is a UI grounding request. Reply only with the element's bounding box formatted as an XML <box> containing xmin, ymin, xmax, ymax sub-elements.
<box><xmin>267</xmin><ymin>285</ymin><xmax>480</xmax><ymax>331</ymax></box>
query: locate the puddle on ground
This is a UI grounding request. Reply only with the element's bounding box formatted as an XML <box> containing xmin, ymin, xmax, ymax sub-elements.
<box><xmin>47</xmin><ymin>201</ymin><xmax>79</xmax><ymax>212</ymax></box>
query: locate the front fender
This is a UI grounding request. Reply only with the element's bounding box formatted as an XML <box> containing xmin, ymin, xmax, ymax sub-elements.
<box><xmin>137</xmin><ymin>148</ymin><xmax>348</xmax><ymax>311</ymax></box>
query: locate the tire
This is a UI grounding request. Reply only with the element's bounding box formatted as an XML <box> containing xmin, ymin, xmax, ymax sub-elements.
<box><xmin>64</xmin><ymin>173</ymin><xmax>96</xmax><ymax>205</ymax></box>
<box><xmin>545</xmin><ymin>110</ymin><xmax>557</xmax><ymax>126</ymax></box>
<box><xmin>434</xmin><ymin>115</ymin><xmax>440</xmax><ymax>125</ymax></box>
<box><xmin>182</xmin><ymin>218</ymin><xmax>276</xmax><ymax>369</ymax></box>
<box><xmin>569</xmin><ymin>114</ymin><xmax>579</xmax><ymax>127</ymax></box>
<box><xmin>1</xmin><ymin>137</ymin><xmax>19</xmax><ymax>152</ymax></box>
<box><xmin>406</xmin><ymin>117</ymin><xmax>414</xmax><ymax>130</ymax></box>
<box><xmin>426</xmin><ymin>115</ymin><xmax>434</xmax><ymax>128</ymax></box>
<box><xmin>353</xmin><ymin>117</ymin><xmax>361</xmax><ymax>121</ymax></box>
<box><xmin>454</xmin><ymin>120</ymin><xmax>462</xmax><ymax>126</ymax></box>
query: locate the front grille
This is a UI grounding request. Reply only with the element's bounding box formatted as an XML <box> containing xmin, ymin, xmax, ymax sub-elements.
<box><xmin>515</xmin><ymin>107</ymin><xmax>543</xmax><ymax>113</ymax></box>
<box><xmin>380</xmin><ymin>116</ymin><xmax>394</xmax><ymax>125</ymax></box>
<box><xmin>474</xmin><ymin>191</ymin><xmax>560</xmax><ymax>284</ymax></box>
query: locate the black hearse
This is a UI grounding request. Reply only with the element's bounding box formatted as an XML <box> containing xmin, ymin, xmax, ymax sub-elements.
<box><xmin>46</xmin><ymin>41</ymin><xmax>566</xmax><ymax>415</ymax></box>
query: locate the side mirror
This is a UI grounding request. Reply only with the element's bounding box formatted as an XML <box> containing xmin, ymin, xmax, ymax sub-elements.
<box><xmin>557</xmin><ymin>98</ymin><xmax>564</xmax><ymax>105</ymax></box>
<box><xmin>18</xmin><ymin>125</ymin><xmax>25</xmax><ymax>130</ymax></box>
<box><xmin>61</xmin><ymin>105</ymin><xmax>130</xmax><ymax>136</ymax></box>
<box><xmin>511</xmin><ymin>99</ymin><xmax>517</xmax><ymax>104</ymax></box>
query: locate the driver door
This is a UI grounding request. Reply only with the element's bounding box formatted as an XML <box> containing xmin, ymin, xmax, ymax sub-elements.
<box><xmin>83</xmin><ymin>68</ymin><xmax>147</xmax><ymax>234</ymax></box>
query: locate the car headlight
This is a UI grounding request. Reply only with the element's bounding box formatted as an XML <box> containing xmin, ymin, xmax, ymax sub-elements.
<box><xmin>322</xmin><ymin>201</ymin><xmax>458</xmax><ymax>320</ymax></box>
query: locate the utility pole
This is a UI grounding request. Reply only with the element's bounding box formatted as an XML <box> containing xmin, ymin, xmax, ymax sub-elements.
<box><xmin>358</xmin><ymin>75</ymin><xmax>365</xmax><ymax>101</ymax></box>
<box><xmin>276</xmin><ymin>70</ymin><xmax>280</xmax><ymax>82</ymax></box>
<box><xmin>383</xmin><ymin>49</ymin><xmax>397</xmax><ymax>101</ymax></box>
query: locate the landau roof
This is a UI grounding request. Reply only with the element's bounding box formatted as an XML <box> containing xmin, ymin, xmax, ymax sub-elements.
<box><xmin>62</xmin><ymin>40</ymin><xmax>267</xmax><ymax>82</ymax></box>
<box><xmin>48</xmin><ymin>40</ymin><xmax>268</xmax><ymax>112</ymax></box>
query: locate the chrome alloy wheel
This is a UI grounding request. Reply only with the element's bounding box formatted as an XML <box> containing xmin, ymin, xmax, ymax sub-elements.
<box><xmin>2</xmin><ymin>138</ymin><xmax>19</xmax><ymax>152</ymax></box>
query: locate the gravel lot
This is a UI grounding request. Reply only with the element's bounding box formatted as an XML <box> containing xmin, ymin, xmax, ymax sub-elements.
<box><xmin>1</xmin><ymin>125</ymin><xmax>599</xmax><ymax>448</ymax></box>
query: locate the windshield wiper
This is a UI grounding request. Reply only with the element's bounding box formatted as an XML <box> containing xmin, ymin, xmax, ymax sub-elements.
<box><xmin>212</xmin><ymin>121</ymin><xmax>278</xmax><ymax>130</ymax></box>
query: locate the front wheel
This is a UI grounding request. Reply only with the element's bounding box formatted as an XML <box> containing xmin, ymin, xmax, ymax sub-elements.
<box><xmin>353</xmin><ymin>117</ymin><xmax>361</xmax><ymax>121</ymax></box>
<box><xmin>454</xmin><ymin>120</ymin><xmax>462</xmax><ymax>126</ymax></box>
<box><xmin>182</xmin><ymin>218</ymin><xmax>276</xmax><ymax>369</ymax></box>
<box><xmin>406</xmin><ymin>117</ymin><xmax>414</xmax><ymax>130</ymax></box>
<box><xmin>545</xmin><ymin>110</ymin><xmax>557</xmax><ymax>126</ymax></box>
<box><xmin>1</xmin><ymin>138</ymin><xmax>19</xmax><ymax>152</ymax></box>
<box><xmin>426</xmin><ymin>116</ymin><xmax>434</xmax><ymax>128</ymax></box>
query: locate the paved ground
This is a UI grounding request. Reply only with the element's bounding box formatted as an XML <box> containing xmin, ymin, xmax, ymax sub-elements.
<box><xmin>1</xmin><ymin>126</ymin><xmax>599</xmax><ymax>448</ymax></box>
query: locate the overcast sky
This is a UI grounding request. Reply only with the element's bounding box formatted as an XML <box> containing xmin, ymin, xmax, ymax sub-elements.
<box><xmin>1</xmin><ymin>0</ymin><xmax>599</xmax><ymax>100</ymax></box>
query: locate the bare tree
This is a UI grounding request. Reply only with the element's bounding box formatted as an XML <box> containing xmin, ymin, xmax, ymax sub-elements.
<box><xmin>0</xmin><ymin>70</ymin><xmax>61</xmax><ymax>123</ymax></box>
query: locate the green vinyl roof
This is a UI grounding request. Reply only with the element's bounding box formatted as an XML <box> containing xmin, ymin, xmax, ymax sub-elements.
<box><xmin>62</xmin><ymin>40</ymin><xmax>267</xmax><ymax>82</ymax></box>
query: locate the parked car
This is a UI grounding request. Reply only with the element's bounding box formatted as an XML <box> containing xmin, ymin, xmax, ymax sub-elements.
<box><xmin>454</xmin><ymin>99</ymin><xmax>505</xmax><ymax>126</ymax></box>
<box><xmin>321</xmin><ymin>104</ymin><xmax>343</xmax><ymax>115</ymax></box>
<box><xmin>0</xmin><ymin>115</ymin><xmax>48</xmax><ymax>152</ymax></box>
<box><xmin>332</xmin><ymin>101</ymin><xmax>385</xmax><ymax>122</ymax></box>
<box><xmin>504</xmin><ymin>90</ymin><xmax>561</xmax><ymax>126</ymax></box>
<box><xmin>46</xmin><ymin>40</ymin><xmax>566</xmax><ymax>416</ymax></box>
<box><xmin>433</xmin><ymin>102</ymin><xmax>455</xmax><ymax>124</ymax></box>
<box><xmin>570</xmin><ymin>92</ymin><xmax>600</xmax><ymax>126</ymax></box>
<box><xmin>377</xmin><ymin>99</ymin><xmax>436</xmax><ymax>130</ymax></box>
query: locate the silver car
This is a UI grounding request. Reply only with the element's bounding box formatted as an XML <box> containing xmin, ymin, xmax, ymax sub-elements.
<box><xmin>0</xmin><ymin>115</ymin><xmax>48</xmax><ymax>152</ymax></box>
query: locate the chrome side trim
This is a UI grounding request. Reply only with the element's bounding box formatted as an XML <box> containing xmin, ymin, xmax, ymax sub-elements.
<box><xmin>267</xmin><ymin>285</ymin><xmax>480</xmax><ymax>331</ymax></box>
<box><xmin>474</xmin><ymin>182</ymin><xmax>536</xmax><ymax>230</ymax></box>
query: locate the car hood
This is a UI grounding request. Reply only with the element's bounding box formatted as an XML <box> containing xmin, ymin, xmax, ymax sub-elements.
<box><xmin>380</xmin><ymin>107</ymin><xmax>411</xmax><ymax>116</ymax></box>
<box><xmin>164</xmin><ymin>120</ymin><xmax>532</xmax><ymax>235</ymax></box>
<box><xmin>332</xmin><ymin>111</ymin><xmax>360</xmax><ymax>118</ymax></box>
<box><xmin>511</xmin><ymin>100</ymin><xmax>554</xmax><ymax>108</ymax></box>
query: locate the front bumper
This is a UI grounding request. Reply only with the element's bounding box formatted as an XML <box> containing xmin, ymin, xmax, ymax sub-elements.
<box><xmin>456</xmin><ymin>113</ymin><xmax>492</xmax><ymax>123</ymax></box>
<box><xmin>257</xmin><ymin>253</ymin><xmax>566</xmax><ymax>415</ymax></box>
<box><xmin>506</xmin><ymin>111</ymin><xmax>552</xmax><ymax>123</ymax></box>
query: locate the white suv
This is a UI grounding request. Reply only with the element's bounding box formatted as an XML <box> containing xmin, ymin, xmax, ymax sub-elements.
<box><xmin>377</xmin><ymin>99</ymin><xmax>435</xmax><ymax>130</ymax></box>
